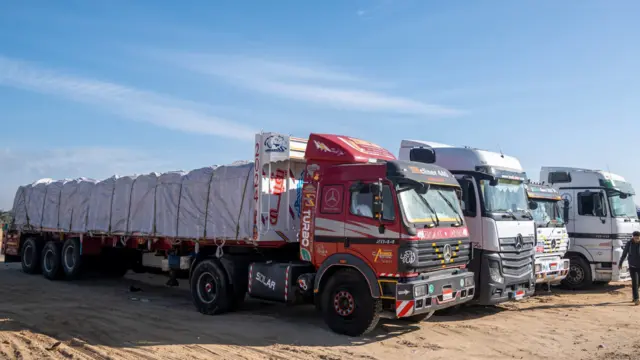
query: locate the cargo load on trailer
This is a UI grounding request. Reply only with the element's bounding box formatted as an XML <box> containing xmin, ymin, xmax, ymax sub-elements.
<box><xmin>3</xmin><ymin>131</ymin><xmax>476</xmax><ymax>337</ymax></box>
<box><xmin>10</xmin><ymin>162</ymin><xmax>304</xmax><ymax>242</ymax></box>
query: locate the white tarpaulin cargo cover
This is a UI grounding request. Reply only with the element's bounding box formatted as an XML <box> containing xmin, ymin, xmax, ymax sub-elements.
<box><xmin>26</xmin><ymin>179</ymin><xmax>53</xmax><ymax>229</ymax></box>
<box><xmin>70</xmin><ymin>179</ymin><xmax>97</xmax><ymax>232</ymax></box>
<box><xmin>41</xmin><ymin>180</ymin><xmax>67</xmax><ymax>230</ymax></box>
<box><xmin>10</xmin><ymin>161</ymin><xmax>301</xmax><ymax>241</ymax></box>
<box><xmin>111</xmin><ymin>175</ymin><xmax>137</xmax><ymax>234</ymax></box>
<box><xmin>12</xmin><ymin>185</ymin><xmax>29</xmax><ymax>229</ymax></box>
<box><xmin>87</xmin><ymin>176</ymin><xmax>117</xmax><ymax>233</ymax></box>
<box><xmin>129</xmin><ymin>173</ymin><xmax>158</xmax><ymax>235</ymax></box>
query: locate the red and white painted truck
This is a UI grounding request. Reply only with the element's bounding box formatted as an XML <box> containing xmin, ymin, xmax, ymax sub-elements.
<box><xmin>2</xmin><ymin>132</ymin><xmax>475</xmax><ymax>336</ymax></box>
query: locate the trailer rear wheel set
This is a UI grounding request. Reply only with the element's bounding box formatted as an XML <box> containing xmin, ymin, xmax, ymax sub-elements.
<box><xmin>19</xmin><ymin>236</ymin><xmax>131</xmax><ymax>281</ymax></box>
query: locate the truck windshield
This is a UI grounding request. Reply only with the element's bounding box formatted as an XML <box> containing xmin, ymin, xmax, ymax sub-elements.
<box><xmin>530</xmin><ymin>199</ymin><xmax>564</xmax><ymax>226</ymax></box>
<box><xmin>480</xmin><ymin>179</ymin><xmax>528</xmax><ymax>214</ymax></box>
<box><xmin>607</xmin><ymin>192</ymin><xmax>638</xmax><ymax>218</ymax></box>
<box><xmin>399</xmin><ymin>186</ymin><xmax>463</xmax><ymax>225</ymax></box>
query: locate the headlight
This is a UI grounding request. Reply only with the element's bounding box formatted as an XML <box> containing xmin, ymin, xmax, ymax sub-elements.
<box><xmin>464</xmin><ymin>276</ymin><xmax>474</xmax><ymax>287</ymax></box>
<box><xmin>488</xmin><ymin>260</ymin><xmax>503</xmax><ymax>283</ymax></box>
<box><xmin>414</xmin><ymin>285</ymin><xmax>427</xmax><ymax>298</ymax></box>
<box><xmin>535</xmin><ymin>264</ymin><xmax>542</xmax><ymax>273</ymax></box>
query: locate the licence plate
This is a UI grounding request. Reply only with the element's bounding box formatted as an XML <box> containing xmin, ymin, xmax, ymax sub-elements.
<box><xmin>442</xmin><ymin>288</ymin><xmax>453</xmax><ymax>301</ymax></box>
<box><xmin>549</xmin><ymin>263</ymin><xmax>557</xmax><ymax>271</ymax></box>
<box><xmin>514</xmin><ymin>289</ymin><xmax>525</xmax><ymax>300</ymax></box>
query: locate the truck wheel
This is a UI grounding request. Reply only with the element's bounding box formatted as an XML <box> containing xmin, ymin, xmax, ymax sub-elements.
<box><xmin>21</xmin><ymin>238</ymin><xmax>42</xmax><ymax>274</ymax></box>
<box><xmin>321</xmin><ymin>268</ymin><xmax>382</xmax><ymax>336</ymax></box>
<box><xmin>400</xmin><ymin>310</ymin><xmax>435</xmax><ymax>323</ymax></box>
<box><xmin>190</xmin><ymin>259</ymin><xmax>231</xmax><ymax>315</ymax></box>
<box><xmin>561</xmin><ymin>256</ymin><xmax>592</xmax><ymax>290</ymax></box>
<box><xmin>61</xmin><ymin>238</ymin><xmax>83</xmax><ymax>279</ymax></box>
<box><xmin>41</xmin><ymin>241</ymin><xmax>63</xmax><ymax>280</ymax></box>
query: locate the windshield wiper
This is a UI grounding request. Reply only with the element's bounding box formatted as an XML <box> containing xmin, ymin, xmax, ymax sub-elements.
<box><xmin>436</xmin><ymin>191</ymin><xmax>464</xmax><ymax>227</ymax></box>
<box><xmin>522</xmin><ymin>210</ymin><xmax>533</xmax><ymax>220</ymax></box>
<box><xmin>501</xmin><ymin>210</ymin><xmax>518</xmax><ymax>220</ymax></box>
<box><xmin>417</xmin><ymin>194</ymin><xmax>440</xmax><ymax>228</ymax></box>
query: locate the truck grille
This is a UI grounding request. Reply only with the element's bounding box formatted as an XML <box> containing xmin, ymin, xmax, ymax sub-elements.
<box><xmin>499</xmin><ymin>236</ymin><xmax>535</xmax><ymax>277</ymax></box>
<box><xmin>398</xmin><ymin>237</ymin><xmax>471</xmax><ymax>273</ymax></box>
<box><xmin>539</xmin><ymin>238</ymin><xmax>569</xmax><ymax>255</ymax></box>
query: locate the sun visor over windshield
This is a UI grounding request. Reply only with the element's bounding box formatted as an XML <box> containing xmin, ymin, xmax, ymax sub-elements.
<box><xmin>305</xmin><ymin>134</ymin><xmax>396</xmax><ymax>163</ymax></box>
<box><xmin>386</xmin><ymin>160</ymin><xmax>460</xmax><ymax>187</ymax></box>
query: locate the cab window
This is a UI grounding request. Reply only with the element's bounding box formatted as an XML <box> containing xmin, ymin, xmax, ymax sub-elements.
<box><xmin>350</xmin><ymin>184</ymin><xmax>395</xmax><ymax>221</ymax></box>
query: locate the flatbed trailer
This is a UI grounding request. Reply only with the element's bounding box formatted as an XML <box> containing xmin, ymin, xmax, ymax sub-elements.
<box><xmin>3</xmin><ymin>131</ymin><xmax>475</xmax><ymax>336</ymax></box>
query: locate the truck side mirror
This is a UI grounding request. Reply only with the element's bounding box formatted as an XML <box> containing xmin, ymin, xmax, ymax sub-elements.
<box><xmin>528</xmin><ymin>201</ymin><xmax>538</xmax><ymax>210</ymax></box>
<box><xmin>563</xmin><ymin>199</ymin><xmax>570</xmax><ymax>224</ymax></box>
<box><xmin>489</xmin><ymin>178</ymin><xmax>499</xmax><ymax>186</ymax></box>
<box><xmin>409</xmin><ymin>147</ymin><xmax>436</xmax><ymax>164</ymax></box>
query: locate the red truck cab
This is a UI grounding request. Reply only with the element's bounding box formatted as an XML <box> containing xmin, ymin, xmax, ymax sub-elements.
<box><xmin>280</xmin><ymin>134</ymin><xmax>476</xmax><ymax>335</ymax></box>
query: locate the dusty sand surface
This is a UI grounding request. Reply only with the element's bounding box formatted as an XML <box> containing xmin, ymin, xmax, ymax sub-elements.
<box><xmin>0</xmin><ymin>259</ymin><xmax>639</xmax><ymax>360</ymax></box>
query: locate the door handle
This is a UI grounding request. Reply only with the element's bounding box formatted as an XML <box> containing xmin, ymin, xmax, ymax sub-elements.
<box><xmin>344</xmin><ymin>237</ymin><xmax>350</xmax><ymax>248</ymax></box>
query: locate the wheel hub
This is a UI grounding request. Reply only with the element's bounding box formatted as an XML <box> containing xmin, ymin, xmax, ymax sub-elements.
<box><xmin>196</xmin><ymin>272</ymin><xmax>217</xmax><ymax>304</ymax></box>
<box><xmin>568</xmin><ymin>264</ymin><xmax>584</xmax><ymax>284</ymax></box>
<box><xmin>333</xmin><ymin>291</ymin><xmax>355</xmax><ymax>316</ymax></box>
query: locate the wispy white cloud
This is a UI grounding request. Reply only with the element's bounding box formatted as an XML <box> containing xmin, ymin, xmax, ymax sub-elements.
<box><xmin>0</xmin><ymin>146</ymin><xmax>174</xmax><ymax>209</ymax></box>
<box><xmin>174</xmin><ymin>54</ymin><xmax>463</xmax><ymax>117</ymax></box>
<box><xmin>0</xmin><ymin>55</ymin><xmax>256</xmax><ymax>140</ymax></box>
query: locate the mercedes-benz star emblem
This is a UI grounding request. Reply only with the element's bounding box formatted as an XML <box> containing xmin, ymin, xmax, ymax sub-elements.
<box><xmin>551</xmin><ymin>239</ymin><xmax>557</xmax><ymax>250</ymax></box>
<box><xmin>515</xmin><ymin>234</ymin><xmax>524</xmax><ymax>251</ymax></box>
<box><xmin>324</xmin><ymin>188</ymin><xmax>340</xmax><ymax>208</ymax></box>
<box><xmin>443</xmin><ymin>244</ymin><xmax>452</xmax><ymax>262</ymax></box>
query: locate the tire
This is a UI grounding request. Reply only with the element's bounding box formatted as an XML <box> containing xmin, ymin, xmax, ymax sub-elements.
<box><xmin>41</xmin><ymin>241</ymin><xmax>63</xmax><ymax>280</ymax></box>
<box><xmin>320</xmin><ymin>268</ymin><xmax>382</xmax><ymax>337</ymax></box>
<box><xmin>190</xmin><ymin>259</ymin><xmax>231</xmax><ymax>315</ymax></box>
<box><xmin>400</xmin><ymin>310</ymin><xmax>435</xmax><ymax>323</ymax></box>
<box><xmin>21</xmin><ymin>238</ymin><xmax>42</xmax><ymax>274</ymax></box>
<box><xmin>61</xmin><ymin>238</ymin><xmax>83</xmax><ymax>279</ymax></box>
<box><xmin>561</xmin><ymin>256</ymin><xmax>592</xmax><ymax>290</ymax></box>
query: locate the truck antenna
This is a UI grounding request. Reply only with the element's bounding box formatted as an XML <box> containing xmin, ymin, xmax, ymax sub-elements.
<box><xmin>498</xmin><ymin>144</ymin><xmax>505</xmax><ymax>158</ymax></box>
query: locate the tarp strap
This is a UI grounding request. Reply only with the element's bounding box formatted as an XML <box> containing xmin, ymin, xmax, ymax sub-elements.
<box><xmin>126</xmin><ymin>177</ymin><xmax>138</xmax><ymax>235</ymax></box>
<box><xmin>202</xmin><ymin>169</ymin><xmax>216</xmax><ymax>241</ymax></box>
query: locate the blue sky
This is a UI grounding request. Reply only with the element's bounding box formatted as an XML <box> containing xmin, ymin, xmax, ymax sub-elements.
<box><xmin>1</xmin><ymin>0</ymin><xmax>640</xmax><ymax>209</ymax></box>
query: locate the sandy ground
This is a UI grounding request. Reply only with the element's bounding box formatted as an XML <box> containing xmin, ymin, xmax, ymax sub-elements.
<box><xmin>0</xmin><ymin>257</ymin><xmax>639</xmax><ymax>360</ymax></box>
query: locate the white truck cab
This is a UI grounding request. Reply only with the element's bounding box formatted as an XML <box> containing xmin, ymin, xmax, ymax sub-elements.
<box><xmin>399</xmin><ymin>140</ymin><xmax>536</xmax><ymax>305</ymax></box>
<box><xmin>524</xmin><ymin>181</ymin><xmax>570</xmax><ymax>285</ymax></box>
<box><xmin>540</xmin><ymin>167</ymin><xmax>639</xmax><ymax>289</ymax></box>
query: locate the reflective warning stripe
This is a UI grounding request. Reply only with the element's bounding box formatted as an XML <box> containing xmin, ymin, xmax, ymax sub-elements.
<box><xmin>395</xmin><ymin>300</ymin><xmax>415</xmax><ymax>317</ymax></box>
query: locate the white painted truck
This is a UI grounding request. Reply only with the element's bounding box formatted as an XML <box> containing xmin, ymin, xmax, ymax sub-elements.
<box><xmin>524</xmin><ymin>181</ymin><xmax>570</xmax><ymax>285</ymax></box>
<box><xmin>540</xmin><ymin>167</ymin><xmax>639</xmax><ymax>289</ymax></box>
<box><xmin>399</xmin><ymin>141</ymin><xmax>536</xmax><ymax>305</ymax></box>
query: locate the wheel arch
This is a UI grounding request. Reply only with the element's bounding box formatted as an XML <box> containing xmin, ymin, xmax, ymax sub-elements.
<box><xmin>314</xmin><ymin>253</ymin><xmax>381</xmax><ymax>299</ymax></box>
<box><xmin>564</xmin><ymin>245</ymin><xmax>594</xmax><ymax>263</ymax></box>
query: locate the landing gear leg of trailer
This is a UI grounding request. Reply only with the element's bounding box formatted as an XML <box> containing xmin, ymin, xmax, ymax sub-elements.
<box><xmin>166</xmin><ymin>269</ymin><xmax>179</xmax><ymax>287</ymax></box>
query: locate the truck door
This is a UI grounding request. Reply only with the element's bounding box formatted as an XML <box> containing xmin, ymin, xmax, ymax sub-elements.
<box><xmin>344</xmin><ymin>181</ymin><xmax>399</xmax><ymax>273</ymax></box>
<box><xmin>575</xmin><ymin>190</ymin><xmax>611</xmax><ymax>264</ymax></box>
<box><xmin>313</xmin><ymin>183</ymin><xmax>346</xmax><ymax>263</ymax></box>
